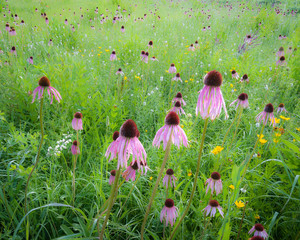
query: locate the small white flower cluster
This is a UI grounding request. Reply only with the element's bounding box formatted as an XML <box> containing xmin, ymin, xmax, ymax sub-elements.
<box><xmin>47</xmin><ymin>133</ymin><xmax>73</xmax><ymax>157</ymax></box>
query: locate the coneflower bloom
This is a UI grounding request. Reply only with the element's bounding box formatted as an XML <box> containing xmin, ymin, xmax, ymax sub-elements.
<box><xmin>153</xmin><ymin>111</ymin><xmax>188</xmax><ymax>150</ymax></box>
<box><xmin>48</xmin><ymin>39</ymin><xmax>53</xmax><ymax>46</ymax></box>
<box><xmin>276</xmin><ymin>46</ymin><xmax>284</xmax><ymax>57</ymax></box>
<box><xmin>203</xmin><ymin>200</ymin><xmax>224</xmax><ymax>218</ymax></box>
<box><xmin>277</xmin><ymin>103</ymin><xmax>287</xmax><ymax>114</ymax></box>
<box><xmin>172</xmin><ymin>92</ymin><xmax>186</xmax><ymax>106</ymax></box>
<box><xmin>188</xmin><ymin>44</ymin><xmax>195</xmax><ymax>51</ymax></box>
<box><xmin>45</xmin><ymin>17</ymin><xmax>49</xmax><ymax>24</ymax></box>
<box><xmin>248</xmin><ymin>223</ymin><xmax>268</xmax><ymax>239</ymax></box>
<box><xmin>168</xmin><ymin>63</ymin><xmax>176</xmax><ymax>73</ymax></box>
<box><xmin>171</xmin><ymin>101</ymin><xmax>185</xmax><ymax>115</ymax></box>
<box><xmin>71</xmin><ymin>140</ymin><xmax>80</xmax><ymax>155</ymax></box>
<box><xmin>115</xmin><ymin>119</ymin><xmax>147</xmax><ymax>169</ymax></box>
<box><xmin>142</xmin><ymin>52</ymin><xmax>149</xmax><ymax>63</ymax></box>
<box><xmin>27</xmin><ymin>56</ymin><xmax>33</xmax><ymax>64</ymax></box>
<box><xmin>241</xmin><ymin>74</ymin><xmax>249</xmax><ymax>83</ymax></box>
<box><xmin>64</xmin><ymin>19</ymin><xmax>68</xmax><ymax>25</ymax></box>
<box><xmin>231</xmin><ymin>70</ymin><xmax>239</xmax><ymax>79</ymax></box>
<box><xmin>172</xmin><ymin>73</ymin><xmax>182</xmax><ymax>82</ymax></box>
<box><xmin>122</xmin><ymin>161</ymin><xmax>139</xmax><ymax>181</ymax></box>
<box><xmin>202</xmin><ymin>26</ymin><xmax>206</xmax><ymax>31</ymax></box>
<box><xmin>163</xmin><ymin>169</ymin><xmax>177</xmax><ymax>188</ymax></box>
<box><xmin>139</xmin><ymin>161</ymin><xmax>150</xmax><ymax>175</ymax></box>
<box><xmin>32</xmin><ymin>76</ymin><xmax>62</xmax><ymax>104</ymax></box>
<box><xmin>160</xmin><ymin>199</ymin><xmax>178</xmax><ymax>226</ymax></box>
<box><xmin>5</xmin><ymin>23</ymin><xmax>9</xmax><ymax>31</ymax></box>
<box><xmin>72</xmin><ymin>112</ymin><xmax>83</xmax><ymax>130</ymax></box>
<box><xmin>196</xmin><ymin>70</ymin><xmax>228</xmax><ymax>120</ymax></box>
<box><xmin>194</xmin><ymin>40</ymin><xmax>199</xmax><ymax>48</ymax></box>
<box><xmin>140</xmin><ymin>50</ymin><xmax>145</xmax><ymax>59</ymax></box>
<box><xmin>276</xmin><ymin>56</ymin><xmax>287</xmax><ymax>66</ymax></box>
<box><xmin>245</xmin><ymin>34</ymin><xmax>252</xmax><ymax>43</ymax></box>
<box><xmin>230</xmin><ymin>93</ymin><xmax>249</xmax><ymax>109</ymax></box>
<box><xmin>151</xmin><ymin>56</ymin><xmax>158</xmax><ymax>61</ymax></box>
<box><xmin>256</xmin><ymin>103</ymin><xmax>276</xmax><ymax>127</ymax></box>
<box><xmin>250</xmin><ymin>237</ymin><xmax>265</xmax><ymax>240</ymax></box>
<box><xmin>116</xmin><ymin>68</ymin><xmax>124</xmax><ymax>75</ymax></box>
<box><xmin>121</xmin><ymin>25</ymin><xmax>125</xmax><ymax>32</ymax></box>
<box><xmin>109</xmin><ymin>170</ymin><xmax>116</xmax><ymax>185</ymax></box>
<box><xmin>105</xmin><ymin>131</ymin><xmax>119</xmax><ymax>161</ymax></box>
<box><xmin>110</xmin><ymin>51</ymin><xmax>117</xmax><ymax>61</ymax></box>
<box><xmin>287</xmin><ymin>46</ymin><xmax>293</xmax><ymax>54</ymax></box>
<box><xmin>205</xmin><ymin>172</ymin><xmax>222</xmax><ymax>195</ymax></box>
<box><xmin>11</xmin><ymin>46</ymin><xmax>16</xmax><ymax>55</ymax></box>
<box><xmin>148</xmin><ymin>40</ymin><xmax>153</xmax><ymax>47</ymax></box>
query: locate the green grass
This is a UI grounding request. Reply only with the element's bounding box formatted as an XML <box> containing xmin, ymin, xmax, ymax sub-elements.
<box><xmin>0</xmin><ymin>0</ymin><xmax>299</xmax><ymax>239</ymax></box>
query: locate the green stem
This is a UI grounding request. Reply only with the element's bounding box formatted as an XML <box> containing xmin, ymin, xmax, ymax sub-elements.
<box><xmin>141</xmin><ymin>133</ymin><xmax>173</xmax><ymax>240</ymax></box>
<box><xmin>241</xmin><ymin>125</ymin><xmax>265</xmax><ymax>181</ymax></box>
<box><xmin>72</xmin><ymin>131</ymin><xmax>79</xmax><ymax>205</ymax></box>
<box><xmin>169</xmin><ymin>118</ymin><xmax>209</xmax><ymax>240</ymax></box>
<box><xmin>236</xmin><ymin>201</ymin><xmax>248</xmax><ymax>240</ymax></box>
<box><xmin>24</xmin><ymin>92</ymin><xmax>44</xmax><ymax>239</ymax></box>
<box><xmin>99</xmin><ymin>169</ymin><xmax>121</xmax><ymax>240</ymax></box>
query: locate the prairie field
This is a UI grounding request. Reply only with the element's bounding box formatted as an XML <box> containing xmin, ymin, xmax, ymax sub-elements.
<box><xmin>0</xmin><ymin>0</ymin><xmax>299</xmax><ymax>239</ymax></box>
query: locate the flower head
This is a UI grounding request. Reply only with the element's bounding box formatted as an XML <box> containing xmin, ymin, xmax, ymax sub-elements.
<box><xmin>114</xmin><ymin>120</ymin><xmax>147</xmax><ymax>169</ymax></box>
<box><xmin>172</xmin><ymin>73</ymin><xmax>182</xmax><ymax>82</ymax></box>
<box><xmin>230</xmin><ymin>93</ymin><xmax>249</xmax><ymax>109</ymax></box>
<box><xmin>203</xmin><ymin>200</ymin><xmax>224</xmax><ymax>218</ymax></box>
<box><xmin>235</xmin><ymin>200</ymin><xmax>245</xmax><ymax>208</ymax></box>
<box><xmin>256</xmin><ymin>103</ymin><xmax>276</xmax><ymax>127</ymax></box>
<box><xmin>168</xmin><ymin>63</ymin><xmax>176</xmax><ymax>73</ymax></box>
<box><xmin>160</xmin><ymin>199</ymin><xmax>178</xmax><ymax>226</ymax></box>
<box><xmin>248</xmin><ymin>223</ymin><xmax>268</xmax><ymax>239</ymax></box>
<box><xmin>116</xmin><ymin>68</ymin><xmax>124</xmax><ymax>75</ymax></box>
<box><xmin>196</xmin><ymin>70</ymin><xmax>228</xmax><ymax>120</ymax></box>
<box><xmin>153</xmin><ymin>111</ymin><xmax>188</xmax><ymax>150</ymax></box>
<box><xmin>105</xmin><ymin>131</ymin><xmax>119</xmax><ymax>161</ymax></box>
<box><xmin>27</xmin><ymin>56</ymin><xmax>33</xmax><ymax>64</ymax></box>
<box><xmin>171</xmin><ymin>101</ymin><xmax>185</xmax><ymax>115</ymax></box>
<box><xmin>211</xmin><ymin>146</ymin><xmax>224</xmax><ymax>155</ymax></box>
<box><xmin>109</xmin><ymin>170</ymin><xmax>116</xmax><ymax>185</ymax></box>
<box><xmin>172</xmin><ymin>92</ymin><xmax>186</xmax><ymax>106</ymax></box>
<box><xmin>122</xmin><ymin>161</ymin><xmax>139</xmax><ymax>181</ymax></box>
<box><xmin>280</xmin><ymin>115</ymin><xmax>290</xmax><ymax>121</ymax></box>
<box><xmin>231</xmin><ymin>70</ymin><xmax>239</xmax><ymax>79</ymax></box>
<box><xmin>205</xmin><ymin>172</ymin><xmax>222</xmax><ymax>195</ymax></box>
<box><xmin>163</xmin><ymin>169</ymin><xmax>177</xmax><ymax>188</ymax></box>
<box><xmin>277</xmin><ymin>103</ymin><xmax>287</xmax><ymax>114</ymax></box>
<box><xmin>71</xmin><ymin>140</ymin><xmax>80</xmax><ymax>155</ymax></box>
<box><xmin>241</xmin><ymin>74</ymin><xmax>249</xmax><ymax>83</ymax></box>
<box><xmin>276</xmin><ymin>56</ymin><xmax>287</xmax><ymax>66</ymax></box>
<box><xmin>32</xmin><ymin>76</ymin><xmax>62</xmax><ymax>104</ymax></box>
<box><xmin>72</xmin><ymin>112</ymin><xmax>83</xmax><ymax>130</ymax></box>
<box><xmin>110</xmin><ymin>50</ymin><xmax>117</xmax><ymax>61</ymax></box>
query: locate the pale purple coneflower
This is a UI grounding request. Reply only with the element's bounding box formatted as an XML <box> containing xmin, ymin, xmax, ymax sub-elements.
<box><xmin>256</xmin><ymin>103</ymin><xmax>276</xmax><ymax>127</ymax></box>
<box><xmin>11</xmin><ymin>46</ymin><xmax>16</xmax><ymax>55</ymax></box>
<box><xmin>194</xmin><ymin>40</ymin><xmax>199</xmax><ymax>48</ymax></box>
<box><xmin>160</xmin><ymin>199</ymin><xmax>178</xmax><ymax>226</ymax></box>
<box><xmin>45</xmin><ymin>17</ymin><xmax>49</xmax><ymax>24</ymax></box>
<box><xmin>188</xmin><ymin>44</ymin><xmax>195</xmax><ymax>51</ymax></box>
<box><xmin>140</xmin><ymin>50</ymin><xmax>145</xmax><ymax>60</ymax></box>
<box><xmin>278</xmin><ymin>34</ymin><xmax>282</xmax><ymax>40</ymax></box>
<box><xmin>116</xmin><ymin>68</ymin><xmax>124</xmax><ymax>75</ymax></box>
<box><xmin>163</xmin><ymin>169</ymin><xmax>177</xmax><ymax>188</ymax></box>
<box><xmin>250</xmin><ymin>237</ymin><xmax>265</xmax><ymax>240</ymax></box>
<box><xmin>110</xmin><ymin>51</ymin><xmax>117</xmax><ymax>61</ymax></box>
<box><xmin>203</xmin><ymin>200</ymin><xmax>224</xmax><ymax>218</ymax></box>
<box><xmin>202</xmin><ymin>26</ymin><xmax>206</xmax><ymax>31</ymax></box>
<box><xmin>72</xmin><ymin>112</ymin><xmax>83</xmax><ymax>130</ymax></box>
<box><xmin>139</xmin><ymin>161</ymin><xmax>150</xmax><ymax>175</ymax></box>
<box><xmin>276</xmin><ymin>46</ymin><xmax>284</xmax><ymax>57</ymax></box>
<box><xmin>172</xmin><ymin>73</ymin><xmax>182</xmax><ymax>82</ymax></box>
<box><xmin>248</xmin><ymin>223</ymin><xmax>268</xmax><ymax>239</ymax></box>
<box><xmin>0</xmin><ymin>48</ymin><xmax>3</xmax><ymax>54</ymax></box>
<box><xmin>5</xmin><ymin>23</ymin><xmax>9</xmax><ymax>31</ymax></box>
<box><xmin>287</xmin><ymin>46</ymin><xmax>293</xmax><ymax>54</ymax></box>
<box><xmin>172</xmin><ymin>92</ymin><xmax>186</xmax><ymax>106</ymax></box>
<box><xmin>71</xmin><ymin>140</ymin><xmax>80</xmax><ymax>155</ymax></box>
<box><xmin>9</xmin><ymin>27</ymin><xmax>16</xmax><ymax>36</ymax></box>
<box><xmin>171</xmin><ymin>101</ymin><xmax>185</xmax><ymax>115</ymax></box>
<box><xmin>115</xmin><ymin>119</ymin><xmax>147</xmax><ymax>169</ymax></box>
<box><xmin>122</xmin><ymin>161</ymin><xmax>139</xmax><ymax>181</ymax></box>
<box><xmin>205</xmin><ymin>172</ymin><xmax>222</xmax><ymax>196</ymax></box>
<box><xmin>229</xmin><ymin>93</ymin><xmax>249</xmax><ymax>110</ymax></box>
<box><xmin>105</xmin><ymin>131</ymin><xmax>119</xmax><ymax>161</ymax></box>
<box><xmin>207</xmin><ymin>25</ymin><xmax>211</xmax><ymax>30</ymax></box>
<box><xmin>148</xmin><ymin>40</ymin><xmax>153</xmax><ymax>47</ymax></box>
<box><xmin>48</xmin><ymin>39</ymin><xmax>53</xmax><ymax>46</ymax></box>
<box><xmin>196</xmin><ymin>70</ymin><xmax>228</xmax><ymax>120</ymax></box>
<box><xmin>241</xmin><ymin>74</ymin><xmax>249</xmax><ymax>83</ymax></box>
<box><xmin>153</xmin><ymin>111</ymin><xmax>188</xmax><ymax>150</ymax></box>
<box><xmin>64</xmin><ymin>19</ymin><xmax>68</xmax><ymax>25</ymax></box>
<box><xmin>276</xmin><ymin>56</ymin><xmax>287</xmax><ymax>66</ymax></box>
<box><xmin>151</xmin><ymin>56</ymin><xmax>158</xmax><ymax>61</ymax></box>
<box><xmin>231</xmin><ymin>70</ymin><xmax>239</xmax><ymax>79</ymax></box>
<box><xmin>121</xmin><ymin>25</ymin><xmax>125</xmax><ymax>32</ymax></box>
<box><xmin>277</xmin><ymin>103</ymin><xmax>287</xmax><ymax>114</ymax></box>
<box><xmin>72</xmin><ymin>26</ymin><xmax>75</xmax><ymax>32</ymax></box>
<box><xmin>245</xmin><ymin>34</ymin><xmax>252</xmax><ymax>44</ymax></box>
<box><xmin>27</xmin><ymin>56</ymin><xmax>33</xmax><ymax>64</ymax></box>
<box><xmin>168</xmin><ymin>63</ymin><xmax>176</xmax><ymax>73</ymax></box>
<box><xmin>32</xmin><ymin>76</ymin><xmax>62</xmax><ymax>104</ymax></box>
<box><xmin>109</xmin><ymin>170</ymin><xmax>116</xmax><ymax>185</ymax></box>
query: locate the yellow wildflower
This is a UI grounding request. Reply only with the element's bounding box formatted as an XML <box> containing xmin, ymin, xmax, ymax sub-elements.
<box><xmin>257</xmin><ymin>134</ymin><xmax>264</xmax><ymax>139</ymax></box>
<box><xmin>275</xmin><ymin>133</ymin><xmax>281</xmax><ymax>137</ymax></box>
<box><xmin>229</xmin><ymin>185</ymin><xmax>235</xmax><ymax>190</ymax></box>
<box><xmin>105</xmin><ymin>49</ymin><xmax>110</xmax><ymax>52</ymax></box>
<box><xmin>280</xmin><ymin>115</ymin><xmax>290</xmax><ymax>121</ymax></box>
<box><xmin>211</xmin><ymin>146</ymin><xmax>224</xmax><ymax>155</ymax></box>
<box><xmin>188</xmin><ymin>171</ymin><xmax>192</xmax><ymax>177</ymax></box>
<box><xmin>235</xmin><ymin>200</ymin><xmax>245</xmax><ymax>208</ymax></box>
<box><xmin>181</xmin><ymin>125</ymin><xmax>184</xmax><ymax>128</ymax></box>
<box><xmin>124</xmin><ymin>76</ymin><xmax>127</xmax><ymax>80</ymax></box>
<box><xmin>98</xmin><ymin>47</ymin><xmax>101</xmax><ymax>48</ymax></box>
<box><xmin>185</xmin><ymin>80</ymin><xmax>188</xmax><ymax>83</ymax></box>
<box><xmin>149</xmin><ymin>176</ymin><xmax>153</xmax><ymax>181</ymax></box>
<box><xmin>270</xmin><ymin>118</ymin><xmax>280</xmax><ymax>124</ymax></box>
<box><xmin>97</xmin><ymin>54</ymin><xmax>101</xmax><ymax>56</ymax></box>
<box><xmin>234</xmin><ymin>89</ymin><xmax>237</xmax><ymax>91</ymax></box>
<box><xmin>255</xmin><ymin>214</ymin><xmax>260</xmax><ymax>219</ymax></box>
<box><xmin>296</xmin><ymin>128</ymin><xmax>300</xmax><ymax>132</ymax></box>
<box><xmin>259</xmin><ymin>138</ymin><xmax>267</xmax><ymax>144</ymax></box>
<box><xmin>145</xmin><ymin>130</ymin><xmax>148</xmax><ymax>133</ymax></box>
<box><xmin>273</xmin><ymin>138</ymin><xmax>279</xmax><ymax>143</ymax></box>
<box><xmin>230</xmin><ymin>84</ymin><xmax>233</xmax><ymax>88</ymax></box>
